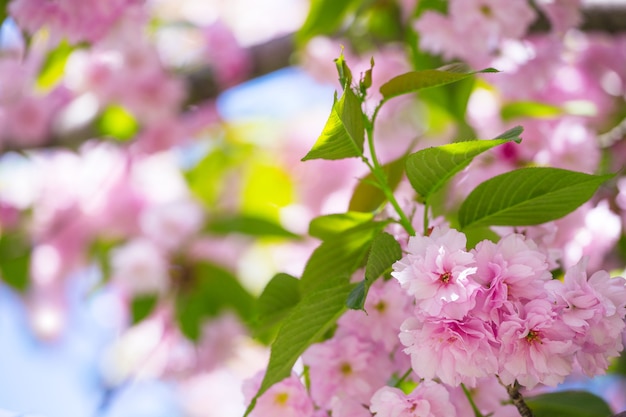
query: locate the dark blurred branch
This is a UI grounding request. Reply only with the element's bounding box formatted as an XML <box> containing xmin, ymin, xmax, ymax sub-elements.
<box><xmin>4</xmin><ymin>2</ymin><xmax>626</xmax><ymax>154</ymax></box>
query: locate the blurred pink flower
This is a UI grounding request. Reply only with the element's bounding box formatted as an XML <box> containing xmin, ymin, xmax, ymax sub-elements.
<box><xmin>242</xmin><ymin>372</ymin><xmax>314</xmax><ymax>417</ymax></box>
<box><xmin>370</xmin><ymin>381</ymin><xmax>457</xmax><ymax>417</ymax></box>
<box><xmin>110</xmin><ymin>238</ymin><xmax>170</xmax><ymax>296</ymax></box>
<box><xmin>303</xmin><ymin>334</ymin><xmax>392</xmax><ymax>410</ymax></box>
<box><xmin>336</xmin><ymin>278</ymin><xmax>413</xmax><ymax>351</ymax></box>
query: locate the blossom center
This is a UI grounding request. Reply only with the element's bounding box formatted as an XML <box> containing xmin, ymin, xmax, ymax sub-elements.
<box><xmin>274</xmin><ymin>392</ymin><xmax>289</xmax><ymax>406</ymax></box>
<box><xmin>440</xmin><ymin>271</ymin><xmax>452</xmax><ymax>284</ymax></box>
<box><xmin>340</xmin><ymin>362</ymin><xmax>353</xmax><ymax>376</ymax></box>
<box><xmin>480</xmin><ymin>4</ymin><xmax>493</xmax><ymax>18</ymax></box>
<box><xmin>525</xmin><ymin>330</ymin><xmax>541</xmax><ymax>344</ymax></box>
<box><xmin>374</xmin><ymin>301</ymin><xmax>386</xmax><ymax>313</ymax></box>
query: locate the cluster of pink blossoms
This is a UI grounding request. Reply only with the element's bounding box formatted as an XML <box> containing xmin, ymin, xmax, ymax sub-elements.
<box><xmin>246</xmin><ymin>226</ymin><xmax>626</xmax><ymax>417</ymax></box>
<box><xmin>394</xmin><ymin>226</ymin><xmax>626</xmax><ymax>389</ymax></box>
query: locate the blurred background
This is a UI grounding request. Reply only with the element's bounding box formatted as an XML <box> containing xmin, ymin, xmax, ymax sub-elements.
<box><xmin>1</xmin><ymin>0</ymin><xmax>626</xmax><ymax>416</ymax></box>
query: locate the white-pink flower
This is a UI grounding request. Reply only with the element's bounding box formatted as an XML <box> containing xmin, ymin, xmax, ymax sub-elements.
<box><xmin>370</xmin><ymin>381</ymin><xmax>457</xmax><ymax>417</ymax></box>
<box><xmin>392</xmin><ymin>226</ymin><xmax>479</xmax><ymax>320</ymax></box>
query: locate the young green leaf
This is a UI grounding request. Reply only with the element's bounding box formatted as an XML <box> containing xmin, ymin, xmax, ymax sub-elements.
<box><xmin>349</xmin><ymin>155</ymin><xmax>406</xmax><ymax>212</ymax></box>
<box><xmin>308</xmin><ymin>212</ymin><xmax>375</xmax><ymax>240</ymax></box>
<box><xmin>131</xmin><ymin>295</ymin><xmax>158</xmax><ymax>324</ymax></box>
<box><xmin>296</xmin><ymin>0</ymin><xmax>357</xmax><ymax>45</ymax></box>
<box><xmin>379</xmin><ymin>67</ymin><xmax>498</xmax><ymax>101</ymax></box>
<box><xmin>501</xmin><ymin>100</ymin><xmax>563</xmax><ymax>121</ymax></box>
<box><xmin>459</xmin><ymin>167</ymin><xmax>613</xmax><ymax>229</ymax></box>
<box><xmin>301</xmin><ymin>87</ymin><xmax>365</xmax><ymax>161</ymax></box>
<box><xmin>0</xmin><ymin>233</ymin><xmax>30</xmax><ymax>292</ymax></box>
<box><xmin>300</xmin><ymin>221</ymin><xmax>383</xmax><ymax>293</ymax></box>
<box><xmin>526</xmin><ymin>390</ymin><xmax>612</xmax><ymax>417</ymax></box>
<box><xmin>405</xmin><ymin>128</ymin><xmax>523</xmax><ymax>202</ymax></box>
<box><xmin>176</xmin><ymin>262</ymin><xmax>255</xmax><ymax>340</ymax></box>
<box><xmin>244</xmin><ymin>277</ymin><xmax>354</xmax><ymax>417</ymax></box>
<box><xmin>256</xmin><ymin>273</ymin><xmax>301</xmax><ymax>332</ymax></box>
<box><xmin>347</xmin><ymin>231</ymin><xmax>402</xmax><ymax>310</ymax></box>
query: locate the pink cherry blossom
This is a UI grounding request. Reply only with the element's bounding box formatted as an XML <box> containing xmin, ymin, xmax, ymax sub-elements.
<box><xmin>370</xmin><ymin>381</ymin><xmax>457</xmax><ymax>417</ymax></box>
<box><xmin>302</xmin><ymin>334</ymin><xmax>392</xmax><ymax>410</ymax></box>
<box><xmin>392</xmin><ymin>226</ymin><xmax>479</xmax><ymax>320</ymax></box>
<box><xmin>336</xmin><ymin>278</ymin><xmax>413</xmax><ymax>351</ymax></box>
<box><xmin>497</xmin><ymin>299</ymin><xmax>576</xmax><ymax>388</ymax></box>
<box><xmin>472</xmin><ymin>233</ymin><xmax>552</xmax><ymax>322</ymax></box>
<box><xmin>242</xmin><ymin>372</ymin><xmax>314</xmax><ymax>417</ymax></box>
<box><xmin>449</xmin><ymin>377</ymin><xmax>521</xmax><ymax>417</ymax></box>
<box><xmin>400</xmin><ymin>315</ymin><xmax>498</xmax><ymax>387</ymax></box>
<box><xmin>110</xmin><ymin>238</ymin><xmax>170</xmax><ymax>296</ymax></box>
<box><xmin>9</xmin><ymin>0</ymin><xmax>141</xmax><ymax>43</ymax></box>
<box><xmin>548</xmin><ymin>259</ymin><xmax>626</xmax><ymax>376</ymax></box>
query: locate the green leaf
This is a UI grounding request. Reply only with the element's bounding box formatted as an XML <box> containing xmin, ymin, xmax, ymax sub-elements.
<box><xmin>0</xmin><ymin>1</ymin><xmax>10</xmax><ymax>24</ymax></box>
<box><xmin>256</xmin><ymin>273</ymin><xmax>301</xmax><ymax>332</ymax></box>
<box><xmin>501</xmin><ymin>101</ymin><xmax>563</xmax><ymax>121</ymax></box>
<box><xmin>459</xmin><ymin>167</ymin><xmax>613</xmax><ymax>229</ymax></box>
<box><xmin>242</xmin><ymin>163</ymin><xmax>294</xmax><ymax>221</ymax></box>
<box><xmin>131</xmin><ymin>294</ymin><xmax>158</xmax><ymax>324</ymax></box>
<box><xmin>301</xmin><ymin>88</ymin><xmax>364</xmax><ymax>161</ymax></box>
<box><xmin>37</xmin><ymin>41</ymin><xmax>73</xmax><ymax>90</ymax></box>
<box><xmin>296</xmin><ymin>0</ymin><xmax>357</xmax><ymax>44</ymax></box>
<box><xmin>176</xmin><ymin>262</ymin><xmax>255</xmax><ymax>340</ymax></box>
<box><xmin>335</xmin><ymin>48</ymin><xmax>353</xmax><ymax>88</ymax></box>
<box><xmin>405</xmin><ymin>129</ymin><xmax>523</xmax><ymax>202</ymax></box>
<box><xmin>205</xmin><ymin>215</ymin><xmax>298</xmax><ymax>239</ymax></box>
<box><xmin>301</xmin><ymin>221</ymin><xmax>383</xmax><ymax>293</ymax></box>
<box><xmin>347</xmin><ymin>231</ymin><xmax>402</xmax><ymax>310</ymax></box>
<box><xmin>493</xmin><ymin>125</ymin><xmax>524</xmax><ymax>141</ymax></box>
<box><xmin>349</xmin><ymin>155</ymin><xmax>406</xmax><ymax>212</ymax></box>
<box><xmin>244</xmin><ymin>277</ymin><xmax>354</xmax><ymax>417</ymax></box>
<box><xmin>379</xmin><ymin>66</ymin><xmax>498</xmax><ymax>101</ymax></box>
<box><xmin>526</xmin><ymin>390</ymin><xmax>612</xmax><ymax>417</ymax></box>
<box><xmin>308</xmin><ymin>212</ymin><xmax>374</xmax><ymax>240</ymax></box>
<box><xmin>365</xmin><ymin>232</ymin><xmax>402</xmax><ymax>283</ymax></box>
<box><xmin>346</xmin><ymin>280</ymin><xmax>367</xmax><ymax>310</ymax></box>
<box><xmin>96</xmin><ymin>105</ymin><xmax>139</xmax><ymax>141</ymax></box>
<box><xmin>0</xmin><ymin>233</ymin><xmax>30</xmax><ymax>292</ymax></box>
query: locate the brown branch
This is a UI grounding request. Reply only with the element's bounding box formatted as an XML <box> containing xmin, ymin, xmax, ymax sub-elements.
<box><xmin>499</xmin><ymin>379</ymin><xmax>534</xmax><ymax>417</ymax></box>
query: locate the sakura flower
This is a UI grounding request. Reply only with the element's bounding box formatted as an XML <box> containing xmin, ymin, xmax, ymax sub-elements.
<box><xmin>392</xmin><ymin>226</ymin><xmax>479</xmax><ymax>320</ymax></box>
<box><xmin>472</xmin><ymin>233</ymin><xmax>552</xmax><ymax>322</ymax></box>
<box><xmin>400</xmin><ymin>316</ymin><xmax>498</xmax><ymax>387</ymax></box>
<box><xmin>330</xmin><ymin>394</ymin><xmax>372</xmax><ymax>417</ymax></box>
<box><xmin>498</xmin><ymin>299</ymin><xmax>576</xmax><ymax>388</ymax></box>
<box><xmin>548</xmin><ymin>259</ymin><xmax>626</xmax><ymax>376</ymax></box>
<box><xmin>449</xmin><ymin>376</ymin><xmax>520</xmax><ymax>417</ymax></box>
<box><xmin>369</xmin><ymin>381</ymin><xmax>457</xmax><ymax>417</ymax></box>
<box><xmin>336</xmin><ymin>278</ymin><xmax>413</xmax><ymax>351</ymax></box>
<box><xmin>242</xmin><ymin>372</ymin><xmax>314</xmax><ymax>417</ymax></box>
<box><xmin>302</xmin><ymin>334</ymin><xmax>392</xmax><ymax>410</ymax></box>
<box><xmin>139</xmin><ymin>199</ymin><xmax>205</xmax><ymax>251</ymax></box>
<box><xmin>110</xmin><ymin>238</ymin><xmax>170</xmax><ymax>296</ymax></box>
